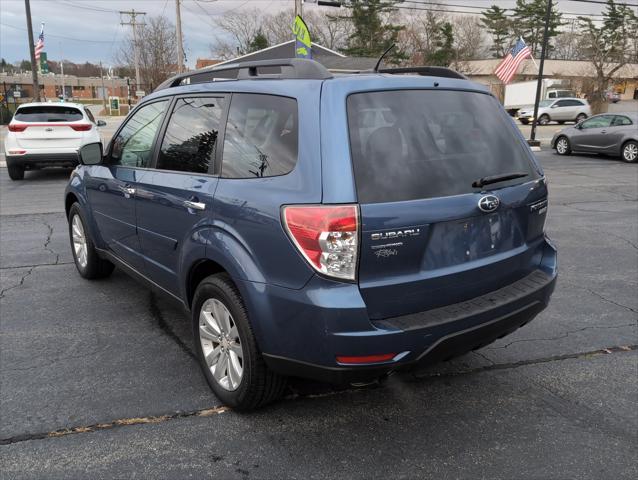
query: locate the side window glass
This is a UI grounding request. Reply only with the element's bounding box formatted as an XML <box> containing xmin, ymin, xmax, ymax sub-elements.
<box><xmin>554</xmin><ymin>100</ymin><xmax>566</xmax><ymax>107</ymax></box>
<box><xmin>612</xmin><ymin>116</ymin><xmax>632</xmax><ymax>126</ymax></box>
<box><xmin>581</xmin><ymin>116</ymin><xmax>612</xmax><ymax>129</ymax></box>
<box><xmin>84</xmin><ymin>107</ymin><xmax>96</xmax><ymax>124</ymax></box>
<box><xmin>221</xmin><ymin>94</ymin><xmax>298</xmax><ymax>179</ymax></box>
<box><xmin>110</xmin><ymin>100</ymin><xmax>168</xmax><ymax>168</ymax></box>
<box><xmin>157</xmin><ymin>97</ymin><xmax>224</xmax><ymax>174</ymax></box>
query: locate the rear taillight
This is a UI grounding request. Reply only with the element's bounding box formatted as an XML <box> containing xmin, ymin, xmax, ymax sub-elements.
<box><xmin>282</xmin><ymin>205</ymin><xmax>359</xmax><ymax>281</ymax></box>
<box><xmin>70</xmin><ymin>124</ymin><xmax>92</xmax><ymax>131</ymax></box>
<box><xmin>8</xmin><ymin>124</ymin><xmax>27</xmax><ymax>132</ymax></box>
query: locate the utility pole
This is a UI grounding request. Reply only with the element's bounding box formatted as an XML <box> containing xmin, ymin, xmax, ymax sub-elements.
<box><xmin>99</xmin><ymin>61</ymin><xmax>107</xmax><ymax>113</ymax></box>
<box><xmin>528</xmin><ymin>0</ymin><xmax>552</xmax><ymax>147</ymax></box>
<box><xmin>59</xmin><ymin>42</ymin><xmax>65</xmax><ymax>100</ymax></box>
<box><xmin>175</xmin><ymin>0</ymin><xmax>184</xmax><ymax>73</ymax></box>
<box><xmin>24</xmin><ymin>0</ymin><xmax>40</xmax><ymax>101</ymax></box>
<box><xmin>294</xmin><ymin>0</ymin><xmax>303</xmax><ymax>17</ymax></box>
<box><xmin>120</xmin><ymin>9</ymin><xmax>146</xmax><ymax>96</ymax></box>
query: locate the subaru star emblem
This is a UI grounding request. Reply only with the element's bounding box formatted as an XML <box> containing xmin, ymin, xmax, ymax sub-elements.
<box><xmin>478</xmin><ymin>195</ymin><xmax>500</xmax><ymax>213</ymax></box>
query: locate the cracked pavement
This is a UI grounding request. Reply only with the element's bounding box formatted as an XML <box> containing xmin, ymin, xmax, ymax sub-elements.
<box><xmin>0</xmin><ymin>150</ymin><xmax>636</xmax><ymax>479</ymax></box>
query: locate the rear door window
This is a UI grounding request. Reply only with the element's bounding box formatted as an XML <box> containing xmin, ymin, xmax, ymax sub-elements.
<box><xmin>612</xmin><ymin>115</ymin><xmax>632</xmax><ymax>126</ymax></box>
<box><xmin>221</xmin><ymin>94</ymin><xmax>298</xmax><ymax>178</ymax></box>
<box><xmin>157</xmin><ymin>97</ymin><xmax>225</xmax><ymax>174</ymax></box>
<box><xmin>14</xmin><ymin>106</ymin><xmax>83</xmax><ymax>122</ymax></box>
<box><xmin>347</xmin><ymin>90</ymin><xmax>537</xmax><ymax>203</ymax></box>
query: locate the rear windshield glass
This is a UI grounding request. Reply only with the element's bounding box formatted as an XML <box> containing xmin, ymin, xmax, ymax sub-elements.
<box><xmin>14</xmin><ymin>106</ymin><xmax>83</xmax><ymax>122</ymax></box>
<box><xmin>347</xmin><ymin>90</ymin><xmax>538</xmax><ymax>203</ymax></box>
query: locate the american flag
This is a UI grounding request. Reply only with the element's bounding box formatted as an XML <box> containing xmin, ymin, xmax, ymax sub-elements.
<box><xmin>34</xmin><ymin>23</ymin><xmax>44</xmax><ymax>61</ymax></box>
<box><xmin>494</xmin><ymin>37</ymin><xmax>532</xmax><ymax>84</ymax></box>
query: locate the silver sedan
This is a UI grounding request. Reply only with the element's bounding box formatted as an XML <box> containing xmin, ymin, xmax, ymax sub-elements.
<box><xmin>551</xmin><ymin>112</ymin><xmax>638</xmax><ymax>163</ymax></box>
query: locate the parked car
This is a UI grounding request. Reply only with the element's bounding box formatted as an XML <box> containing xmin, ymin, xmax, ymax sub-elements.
<box><xmin>552</xmin><ymin>112</ymin><xmax>638</xmax><ymax>162</ymax></box>
<box><xmin>605</xmin><ymin>90</ymin><xmax>621</xmax><ymax>103</ymax></box>
<box><xmin>65</xmin><ymin>59</ymin><xmax>557</xmax><ymax>410</ymax></box>
<box><xmin>517</xmin><ymin>98</ymin><xmax>591</xmax><ymax>125</ymax></box>
<box><xmin>4</xmin><ymin>102</ymin><xmax>106</xmax><ymax>180</ymax></box>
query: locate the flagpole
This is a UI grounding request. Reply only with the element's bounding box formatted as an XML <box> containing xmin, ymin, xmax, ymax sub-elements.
<box><xmin>528</xmin><ymin>0</ymin><xmax>552</xmax><ymax>148</ymax></box>
<box><xmin>24</xmin><ymin>0</ymin><xmax>40</xmax><ymax>101</ymax></box>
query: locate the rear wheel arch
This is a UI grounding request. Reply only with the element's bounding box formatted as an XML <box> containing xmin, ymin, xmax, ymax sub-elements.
<box><xmin>187</xmin><ymin>259</ymin><xmax>227</xmax><ymax>308</ymax></box>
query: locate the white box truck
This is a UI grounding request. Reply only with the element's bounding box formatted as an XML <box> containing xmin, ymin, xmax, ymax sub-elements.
<box><xmin>504</xmin><ymin>79</ymin><xmax>575</xmax><ymax>115</ymax></box>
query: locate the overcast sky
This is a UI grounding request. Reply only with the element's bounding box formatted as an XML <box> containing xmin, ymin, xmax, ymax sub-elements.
<box><xmin>0</xmin><ymin>0</ymin><xmax>633</xmax><ymax>68</ymax></box>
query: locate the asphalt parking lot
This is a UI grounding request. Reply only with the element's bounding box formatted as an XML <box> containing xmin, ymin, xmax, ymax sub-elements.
<box><xmin>0</xmin><ymin>145</ymin><xmax>636</xmax><ymax>478</ymax></box>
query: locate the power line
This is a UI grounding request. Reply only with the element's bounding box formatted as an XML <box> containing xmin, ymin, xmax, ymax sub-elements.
<box><xmin>404</xmin><ymin>0</ymin><xmax>606</xmax><ymax>16</ymax></box>
<box><xmin>0</xmin><ymin>22</ymin><xmax>119</xmax><ymax>43</ymax></box>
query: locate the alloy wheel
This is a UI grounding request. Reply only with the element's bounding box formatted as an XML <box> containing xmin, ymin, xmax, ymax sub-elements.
<box><xmin>199</xmin><ymin>298</ymin><xmax>244</xmax><ymax>391</ymax></box>
<box><xmin>556</xmin><ymin>138</ymin><xmax>569</xmax><ymax>154</ymax></box>
<box><xmin>623</xmin><ymin>143</ymin><xmax>637</xmax><ymax>162</ymax></box>
<box><xmin>71</xmin><ymin>214</ymin><xmax>88</xmax><ymax>268</ymax></box>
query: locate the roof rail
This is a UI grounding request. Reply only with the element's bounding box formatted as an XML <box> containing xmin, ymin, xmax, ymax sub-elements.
<box><xmin>155</xmin><ymin>58</ymin><xmax>333</xmax><ymax>91</ymax></box>
<box><xmin>378</xmin><ymin>66</ymin><xmax>467</xmax><ymax>80</ymax></box>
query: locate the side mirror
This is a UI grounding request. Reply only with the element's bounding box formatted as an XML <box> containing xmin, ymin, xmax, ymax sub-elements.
<box><xmin>78</xmin><ymin>142</ymin><xmax>103</xmax><ymax>165</ymax></box>
<box><xmin>551</xmin><ymin>104</ymin><xmax>558</xmax><ymax>108</ymax></box>
<box><xmin>96</xmin><ymin>120</ymin><xmax>107</xmax><ymax>127</ymax></box>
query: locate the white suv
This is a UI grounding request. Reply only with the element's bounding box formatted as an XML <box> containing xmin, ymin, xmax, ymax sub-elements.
<box><xmin>518</xmin><ymin>98</ymin><xmax>591</xmax><ymax>126</ymax></box>
<box><xmin>4</xmin><ymin>102</ymin><xmax>105</xmax><ymax>180</ymax></box>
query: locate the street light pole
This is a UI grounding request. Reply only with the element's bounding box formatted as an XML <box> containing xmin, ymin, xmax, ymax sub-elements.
<box><xmin>528</xmin><ymin>0</ymin><xmax>552</xmax><ymax>147</ymax></box>
<box><xmin>24</xmin><ymin>0</ymin><xmax>40</xmax><ymax>101</ymax></box>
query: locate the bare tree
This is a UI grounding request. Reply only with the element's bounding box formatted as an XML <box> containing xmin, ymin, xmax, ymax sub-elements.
<box><xmin>578</xmin><ymin>1</ymin><xmax>637</xmax><ymax>112</ymax></box>
<box><xmin>450</xmin><ymin>15</ymin><xmax>488</xmax><ymax>68</ymax></box>
<box><xmin>551</xmin><ymin>30</ymin><xmax>585</xmax><ymax>60</ymax></box>
<box><xmin>210</xmin><ymin>8</ymin><xmax>266</xmax><ymax>59</ymax></box>
<box><xmin>211</xmin><ymin>8</ymin><xmax>351</xmax><ymax>58</ymax></box>
<box><xmin>116</xmin><ymin>15</ymin><xmax>177</xmax><ymax>90</ymax></box>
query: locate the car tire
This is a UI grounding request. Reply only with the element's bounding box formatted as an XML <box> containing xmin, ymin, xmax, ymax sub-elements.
<box><xmin>193</xmin><ymin>273</ymin><xmax>287</xmax><ymax>411</ymax></box>
<box><xmin>538</xmin><ymin>114</ymin><xmax>550</xmax><ymax>126</ymax></box>
<box><xmin>68</xmin><ymin>203</ymin><xmax>114</xmax><ymax>279</ymax></box>
<box><xmin>621</xmin><ymin>140</ymin><xmax>638</xmax><ymax>163</ymax></box>
<box><xmin>576</xmin><ymin>113</ymin><xmax>587</xmax><ymax>123</ymax></box>
<box><xmin>555</xmin><ymin>136</ymin><xmax>571</xmax><ymax>155</ymax></box>
<box><xmin>7</xmin><ymin>163</ymin><xmax>25</xmax><ymax>181</ymax></box>
<box><xmin>519</xmin><ymin>119</ymin><xmax>529</xmax><ymax>125</ymax></box>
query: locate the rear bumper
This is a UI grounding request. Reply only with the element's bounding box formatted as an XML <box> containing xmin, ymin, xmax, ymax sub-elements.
<box><xmin>244</xmin><ymin>238</ymin><xmax>558</xmax><ymax>384</ymax></box>
<box><xmin>264</xmin><ymin>301</ymin><xmax>547</xmax><ymax>384</ymax></box>
<box><xmin>6</xmin><ymin>153</ymin><xmax>78</xmax><ymax>168</ymax></box>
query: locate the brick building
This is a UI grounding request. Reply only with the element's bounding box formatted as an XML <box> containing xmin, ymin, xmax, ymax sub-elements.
<box><xmin>1</xmin><ymin>72</ymin><xmax>128</xmax><ymax>102</ymax></box>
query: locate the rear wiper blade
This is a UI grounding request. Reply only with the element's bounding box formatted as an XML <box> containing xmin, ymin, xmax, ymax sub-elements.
<box><xmin>472</xmin><ymin>172</ymin><xmax>528</xmax><ymax>189</ymax></box>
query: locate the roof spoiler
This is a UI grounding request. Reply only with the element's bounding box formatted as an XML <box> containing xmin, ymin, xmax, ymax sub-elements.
<box><xmin>155</xmin><ymin>58</ymin><xmax>333</xmax><ymax>92</ymax></box>
<box><xmin>377</xmin><ymin>66</ymin><xmax>468</xmax><ymax>80</ymax></box>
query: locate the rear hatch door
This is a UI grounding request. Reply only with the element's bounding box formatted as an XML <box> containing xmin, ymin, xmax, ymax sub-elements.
<box><xmin>347</xmin><ymin>89</ymin><xmax>547</xmax><ymax>319</ymax></box>
<box><xmin>13</xmin><ymin>105</ymin><xmax>87</xmax><ymax>149</ymax></box>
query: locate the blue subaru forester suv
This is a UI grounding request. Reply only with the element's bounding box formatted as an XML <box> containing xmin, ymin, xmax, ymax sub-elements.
<box><xmin>65</xmin><ymin>59</ymin><xmax>557</xmax><ymax>410</ymax></box>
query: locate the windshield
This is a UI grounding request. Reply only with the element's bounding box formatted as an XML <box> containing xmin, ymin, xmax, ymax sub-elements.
<box><xmin>347</xmin><ymin>90</ymin><xmax>538</xmax><ymax>204</ymax></box>
<box><xmin>14</xmin><ymin>106</ymin><xmax>83</xmax><ymax>122</ymax></box>
<box><xmin>539</xmin><ymin>100</ymin><xmax>553</xmax><ymax>107</ymax></box>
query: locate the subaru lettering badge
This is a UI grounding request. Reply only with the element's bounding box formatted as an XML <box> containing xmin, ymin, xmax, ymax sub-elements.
<box><xmin>478</xmin><ymin>195</ymin><xmax>500</xmax><ymax>213</ymax></box>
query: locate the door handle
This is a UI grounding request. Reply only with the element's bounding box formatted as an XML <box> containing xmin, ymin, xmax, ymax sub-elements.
<box><xmin>601</xmin><ymin>130</ymin><xmax>607</xmax><ymax>134</ymax></box>
<box><xmin>184</xmin><ymin>200</ymin><xmax>206</xmax><ymax>211</ymax></box>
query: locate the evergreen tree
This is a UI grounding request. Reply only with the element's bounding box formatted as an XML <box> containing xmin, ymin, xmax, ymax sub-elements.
<box><xmin>336</xmin><ymin>0</ymin><xmax>406</xmax><ymax>63</ymax></box>
<box><xmin>249</xmin><ymin>30</ymin><xmax>269</xmax><ymax>53</ymax></box>
<box><xmin>512</xmin><ymin>0</ymin><xmax>562</xmax><ymax>57</ymax></box>
<box><xmin>427</xmin><ymin>22</ymin><xmax>455</xmax><ymax>66</ymax></box>
<box><xmin>481</xmin><ymin>6</ymin><xmax>511</xmax><ymax>58</ymax></box>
